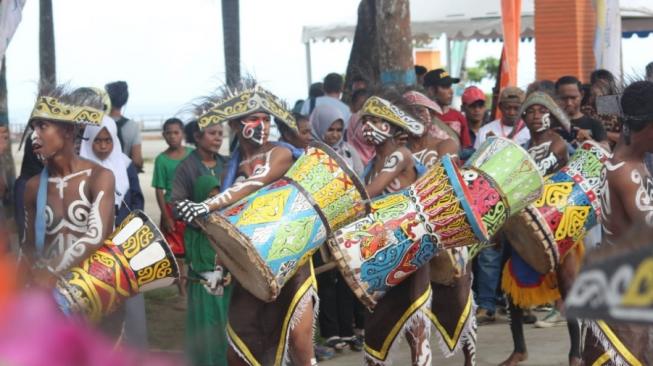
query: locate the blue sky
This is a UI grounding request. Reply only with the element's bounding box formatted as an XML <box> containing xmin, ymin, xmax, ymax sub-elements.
<box><xmin>4</xmin><ymin>0</ymin><xmax>652</xmax><ymax>128</ymax></box>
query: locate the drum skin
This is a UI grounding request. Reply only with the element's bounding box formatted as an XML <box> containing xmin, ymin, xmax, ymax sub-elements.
<box><xmin>429</xmin><ymin>247</ymin><xmax>468</xmax><ymax>286</ymax></box>
<box><xmin>329</xmin><ymin>155</ymin><xmax>486</xmax><ymax>308</ymax></box>
<box><xmin>504</xmin><ymin>141</ymin><xmax>610</xmax><ymax>274</ymax></box>
<box><xmin>200</xmin><ymin>142</ymin><xmax>369</xmax><ymax>302</ymax></box>
<box><xmin>53</xmin><ymin>210</ymin><xmax>179</xmax><ymax>323</ymax></box>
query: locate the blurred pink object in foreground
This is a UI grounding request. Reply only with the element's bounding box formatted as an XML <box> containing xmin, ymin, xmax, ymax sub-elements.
<box><xmin>0</xmin><ymin>291</ymin><xmax>184</xmax><ymax>366</ymax></box>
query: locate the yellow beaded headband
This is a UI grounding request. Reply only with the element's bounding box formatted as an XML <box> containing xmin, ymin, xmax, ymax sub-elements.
<box><xmin>361</xmin><ymin>96</ymin><xmax>424</xmax><ymax>135</ymax></box>
<box><xmin>29</xmin><ymin>96</ymin><xmax>104</xmax><ymax>126</ymax></box>
<box><xmin>197</xmin><ymin>86</ymin><xmax>297</xmax><ymax>132</ymax></box>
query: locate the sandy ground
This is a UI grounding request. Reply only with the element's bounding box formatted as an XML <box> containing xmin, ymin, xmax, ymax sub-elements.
<box><xmin>9</xmin><ymin>135</ymin><xmax>570</xmax><ymax>365</ymax></box>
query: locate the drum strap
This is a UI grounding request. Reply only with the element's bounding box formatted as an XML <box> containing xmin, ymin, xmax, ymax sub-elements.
<box><xmin>35</xmin><ymin>167</ymin><xmax>49</xmax><ymax>257</ymax></box>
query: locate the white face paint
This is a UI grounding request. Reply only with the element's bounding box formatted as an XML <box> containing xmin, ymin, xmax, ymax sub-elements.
<box><xmin>363</xmin><ymin>121</ymin><xmax>393</xmax><ymax>145</ymax></box>
<box><xmin>240</xmin><ymin>115</ymin><xmax>269</xmax><ymax>146</ymax></box>
<box><xmin>31</xmin><ymin>130</ymin><xmax>46</xmax><ymax>161</ymax></box>
<box><xmin>536</xmin><ymin>113</ymin><xmax>551</xmax><ymax>132</ymax></box>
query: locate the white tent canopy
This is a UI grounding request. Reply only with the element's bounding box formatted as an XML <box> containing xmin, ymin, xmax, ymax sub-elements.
<box><xmin>302</xmin><ymin>0</ymin><xmax>653</xmax><ymax>43</ymax></box>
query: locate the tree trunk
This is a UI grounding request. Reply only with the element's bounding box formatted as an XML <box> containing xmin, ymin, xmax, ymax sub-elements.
<box><xmin>345</xmin><ymin>0</ymin><xmax>414</xmax><ymax>90</ymax></box>
<box><xmin>0</xmin><ymin>57</ymin><xmax>15</xmax><ymax>218</ymax></box>
<box><xmin>39</xmin><ymin>0</ymin><xmax>56</xmax><ymax>91</ymax></box>
<box><xmin>222</xmin><ymin>0</ymin><xmax>240</xmax><ymax>87</ymax></box>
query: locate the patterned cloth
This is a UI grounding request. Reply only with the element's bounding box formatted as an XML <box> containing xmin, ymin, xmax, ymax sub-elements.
<box><xmin>364</xmin><ymin>266</ymin><xmax>432</xmax><ymax>365</ymax></box>
<box><xmin>427</xmin><ymin>262</ymin><xmax>476</xmax><ymax>358</ymax></box>
<box><xmin>227</xmin><ymin>262</ymin><xmax>317</xmax><ymax>366</ymax></box>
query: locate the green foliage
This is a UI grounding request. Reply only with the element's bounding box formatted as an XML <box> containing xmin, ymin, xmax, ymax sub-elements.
<box><xmin>466</xmin><ymin>56</ymin><xmax>500</xmax><ymax>83</ymax></box>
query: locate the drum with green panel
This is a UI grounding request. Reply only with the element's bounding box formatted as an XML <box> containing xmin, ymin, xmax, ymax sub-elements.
<box><xmin>200</xmin><ymin>141</ymin><xmax>370</xmax><ymax>302</ymax></box>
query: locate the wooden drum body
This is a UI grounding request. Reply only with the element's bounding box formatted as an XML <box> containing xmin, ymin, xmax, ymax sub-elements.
<box><xmin>462</xmin><ymin>136</ymin><xmax>544</xmax><ymax>236</ymax></box>
<box><xmin>201</xmin><ymin>142</ymin><xmax>369</xmax><ymax>302</ymax></box>
<box><xmin>328</xmin><ymin>155</ymin><xmax>487</xmax><ymax>308</ymax></box>
<box><xmin>53</xmin><ymin>210</ymin><xmax>179</xmax><ymax>323</ymax></box>
<box><xmin>504</xmin><ymin>141</ymin><xmax>610</xmax><ymax>274</ymax></box>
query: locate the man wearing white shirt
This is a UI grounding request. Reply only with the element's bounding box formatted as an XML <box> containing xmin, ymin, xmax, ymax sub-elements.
<box><xmin>472</xmin><ymin>86</ymin><xmax>528</xmax><ymax>326</ymax></box>
<box><xmin>474</xmin><ymin>86</ymin><xmax>529</xmax><ymax>150</ymax></box>
<box><xmin>301</xmin><ymin>73</ymin><xmax>352</xmax><ymax>124</ymax></box>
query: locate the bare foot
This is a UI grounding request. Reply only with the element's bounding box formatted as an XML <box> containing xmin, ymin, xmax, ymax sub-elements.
<box><xmin>499</xmin><ymin>352</ymin><xmax>528</xmax><ymax>366</ymax></box>
<box><xmin>569</xmin><ymin>356</ymin><xmax>582</xmax><ymax>366</ymax></box>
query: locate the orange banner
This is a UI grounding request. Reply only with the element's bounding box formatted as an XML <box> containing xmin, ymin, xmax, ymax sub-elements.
<box><xmin>500</xmin><ymin>0</ymin><xmax>522</xmax><ymax>87</ymax></box>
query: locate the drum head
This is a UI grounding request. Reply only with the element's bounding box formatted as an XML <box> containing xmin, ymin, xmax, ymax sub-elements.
<box><xmin>327</xmin><ymin>238</ymin><xmax>377</xmax><ymax>309</ymax></box>
<box><xmin>429</xmin><ymin>250</ymin><xmax>457</xmax><ymax>285</ymax></box>
<box><xmin>504</xmin><ymin>208</ymin><xmax>558</xmax><ymax>274</ymax></box>
<box><xmin>198</xmin><ymin>213</ymin><xmax>279</xmax><ymax>302</ymax></box>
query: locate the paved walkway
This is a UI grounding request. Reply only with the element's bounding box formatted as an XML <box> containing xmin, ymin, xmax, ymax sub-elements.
<box><xmin>322</xmin><ymin>319</ymin><xmax>568</xmax><ymax>366</ymax></box>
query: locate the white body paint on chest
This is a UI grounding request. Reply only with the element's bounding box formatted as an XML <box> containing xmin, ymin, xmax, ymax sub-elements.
<box><xmin>42</xmin><ymin>175</ymin><xmax>105</xmax><ymax>273</ymax></box>
<box><xmin>205</xmin><ymin>149</ymin><xmax>274</xmax><ymax>207</ymax></box>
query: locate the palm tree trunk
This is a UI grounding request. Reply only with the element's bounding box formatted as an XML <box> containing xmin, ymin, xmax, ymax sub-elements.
<box><xmin>345</xmin><ymin>0</ymin><xmax>414</xmax><ymax>89</ymax></box>
<box><xmin>39</xmin><ymin>0</ymin><xmax>56</xmax><ymax>91</ymax></box>
<box><xmin>222</xmin><ymin>0</ymin><xmax>240</xmax><ymax>87</ymax></box>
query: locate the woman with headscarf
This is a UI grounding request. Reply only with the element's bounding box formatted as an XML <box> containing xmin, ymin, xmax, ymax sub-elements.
<box><xmin>79</xmin><ymin>116</ymin><xmax>144</xmax><ymax>223</ymax></box>
<box><xmin>346</xmin><ymin>89</ymin><xmax>376</xmax><ymax>166</ymax></box>
<box><xmin>310</xmin><ymin>104</ymin><xmax>364</xmax><ymax>177</ymax></box>
<box><xmin>79</xmin><ymin>115</ymin><xmax>147</xmax><ymax>349</ymax></box>
<box><xmin>309</xmin><ymin>103</ymin><xmax>365</xmax><ymax>352</ymax></box>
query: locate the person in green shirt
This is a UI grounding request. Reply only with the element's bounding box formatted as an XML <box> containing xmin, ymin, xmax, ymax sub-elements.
<box><xmin>171</xmin><ymin>120</ymin><xmax>228</xmax><ymax>366</ymax></box>
<box><xmin>152</xmin><ymin>118</ymin><xmax>193</xmax><ymax>301</ymax></box>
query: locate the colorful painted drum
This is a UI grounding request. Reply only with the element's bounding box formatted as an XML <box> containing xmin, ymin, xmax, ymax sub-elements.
<box><xmin>328</xmin><ymin>155</ymin><xmax>486</xmax><ymax>308</ymax></box>
<box><xmin>200</xmin><ymin>141</ymin><xmax>370</xmax><ymax>302</ymax></box>
<box><xmin>463</xmin><ymin>137</ymin><xmax>544</xmax><ymax>235</ymax></box>
<box><xmin>53</xmin><ymin>210</ymin><xmax>179</xmax><ymax>323</ymax></box>
<box><xmin>504</xmin><ymin>141</ymin><xmax>610</xmax><ymax>274</ymax></box>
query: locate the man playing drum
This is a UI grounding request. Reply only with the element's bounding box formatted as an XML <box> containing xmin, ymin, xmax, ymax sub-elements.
<box><xmin>404</xmin><ymin>90</ymin><xmax>478</xmax><ymax>365</ymax></box>
<box><xmin>358</xmin><ymin>93</ymin><xmax>432</xmax><ymax>366</ymax></box>
<box><xmin>500</xmin><ymin>91</ymin><xmax>585</xmax><ymax>366</ymax></box>
<box><xmin>176</xmin><ymin>81</ymin><xmax>317</xmax><ymax>366</ymax></box>
<box><xmin>582</xmin><ymin>80</ymin><xmax>653</xmax><ymax>365</ymax></box>
<box><xmin>20</xmin><ymin>87</ymin><xmax>116</xmax><ymax>292</ymax></box>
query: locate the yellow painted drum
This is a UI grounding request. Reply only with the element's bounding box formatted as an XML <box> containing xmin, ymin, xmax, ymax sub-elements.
<box><xmin>200</xmin><ymin>141</ymin><xmax>370</xmax><ymax>302</ymax></box>
<box><xmin>53</xmin><ymin>210</ymin><xmax>179</xmax><ymax>323</ymax></box>
<box><xmin>504</xmin><ymin>141</ymin><xmax>610</xmax><ymax>274</ymax></box>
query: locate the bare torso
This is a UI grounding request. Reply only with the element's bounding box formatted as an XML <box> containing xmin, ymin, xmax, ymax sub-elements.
<box><xmin>527</xmin><ymin>131</ymin><xmax>569</xmax><ymax>176</ymax></box>
<box><xmin>600</xmin><ymin>159</ymin><xmax>653</xmax><ymax>246</ymax></box>
<box><xmin>366</xmin><ymin>147</ymin><xmax>416</xmax><ymax>194</ymax></box>
<box><xmin>24</xmin><ymin>160</ymin><xmax>115</xmax><ymax>274</ymax></box>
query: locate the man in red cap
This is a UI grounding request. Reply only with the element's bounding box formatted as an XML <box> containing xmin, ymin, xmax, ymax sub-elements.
<box><xmin>461</xmin><ymin>86</ymin><xmax>488</xmax><ymax>146</ymax></box>
<box><xmin>423</xmin><ymin>68</ymin><xmax>472</xmax><ymax>148</ymax></box>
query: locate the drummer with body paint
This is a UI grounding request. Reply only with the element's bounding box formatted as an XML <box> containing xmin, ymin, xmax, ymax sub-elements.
<box><xmin>20</xmin><ymin>87</ymin><xmax>116</xmax><ymax>292</ymax></box>
<box><xmin>358</xmin><ymin>93</ymin><xmax>433</xmax><ymax>366</ymax></box>
<box><xmin>581</xmin><ymin>80</ymin><xmax>653</xmax><ymax>366</ymax></box>
<box><xmin>404</xmin><ymin>89</ymin><xmax>478</xmax><ymax>365</ymax></box>
<box><xmin>499</xmin><ymin>91</ymin><xmax>583</xmax><ymax>366</ymax></box>
<box><xmin>176</xmin><ymin>81</ymin><xmax>317</xmax><ymax>366</ymax></box>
